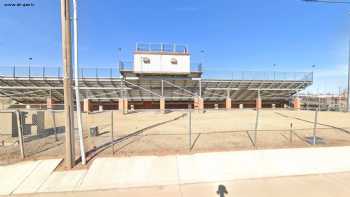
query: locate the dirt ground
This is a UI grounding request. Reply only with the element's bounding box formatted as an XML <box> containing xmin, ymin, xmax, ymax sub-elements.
<box><xmin>1</xmin><ymin>109</ymin><xmax>350</xmax><ymax>166</ymax></box>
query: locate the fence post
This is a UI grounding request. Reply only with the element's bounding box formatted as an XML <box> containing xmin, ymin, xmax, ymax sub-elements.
<box><xmin>13</xmin><ymin>65</ymin><xmax>16</xmax><ymax>78</ymax></box>
<box><xmin>28</xmin><ymin>65</ymin><xmax>31</xmax><ymax>78</ymax></box>
<box><xmin>53</xmin><ymin>110</ymin><xmax>58</xmax><ymax>142</ymax></box>
<box><xmin>86</xmin><ymin>111</ymin><xmax>90</xmax><ymax>151</ymax></box>
<box><xmin>43</xmin><ymin>66</ymin><xmax>46</xmax><ymax>78</ymax></box>
<box><xmin>313</xmin><ymin>108</ymin><xmax>319</xmax><ymax>145</ymax></box>
<box><xmin>188</xmin><ymin>104</ymin><xmax>192</xmax><ymax>151</ymax></box>
<box><xmin>50</xmin><ymin>109</ymin><xmax>58</xmax><ymax>142</ymax></box>
<box><xmin>254</xmin><ymin>108</ymin><xmax>260</xmax><ymax>147</ymax></box>
<box><xmin>15</xmin><ymin>110</ymin><xmax>25</xmax><ymax>159</ymax></box>
<box><xmin>290</xmin><ymin>122</ymin><xmax>293</xmax><ymax>144</ymax></box>
<box><xmin>111</xmin><ymin>110</ymin><xmax>115</xmax><ymax>155</ymax></box>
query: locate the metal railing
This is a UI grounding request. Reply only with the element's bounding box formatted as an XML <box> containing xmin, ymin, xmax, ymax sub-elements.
<box><xmin>0</xmin><ymin>66</ymin><xmax>120</xmax><ymax>79</ymax></box>
<box><xmin>80</xmin><ymin>67</ymin><xmax>120</xmax><ymax>78</ymax></box>
<box><xmin>135</xmin><ymin>42</ymin><xmax>188</xmax><ymax>54</ymax></box>
<box><xmin>0</xmin><ymin>65</ymin><xmax>313</xmax><ymax>81</ymax></box>
<box><xmin>202</xmin><ymin>70</ymin><xmax>313</xmax><ymax>81</ymax></box>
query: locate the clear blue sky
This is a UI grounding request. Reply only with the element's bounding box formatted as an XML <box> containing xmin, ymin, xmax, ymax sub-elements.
<box><xmin>1</xmin><ymin>0</ymin><xmax>350</xmax><ymax>93</ymax></box>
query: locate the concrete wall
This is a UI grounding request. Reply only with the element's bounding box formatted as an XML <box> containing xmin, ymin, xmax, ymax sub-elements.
<box><xmin>0</xmin><ymin>111</ymin><xmax>65</xmax><ymax>137</ymax></box>
<box><xmin>0</xmin><ymin>112</ymin><xmax>17</xmax><ymax>136</ymax></box>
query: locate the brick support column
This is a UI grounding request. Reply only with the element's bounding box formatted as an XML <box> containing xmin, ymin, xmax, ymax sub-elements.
<box><xmin>225</xmin><ymin>97</ymin><xmax>232</xmax><ymax>110</ymax></box>
<box><xmin>194</xmin><ymin>97</ymin><xmax>204</xmax><ymax>111</ymax></box>
<box><xmin>293</xmin><ymin>97</ymin><xmax>301</xmax><ymax>110</ymax></box>
<box><xmin>118</xmin><ymin>98</ymin><xmax>128</xmax><ymax>114</ymax></box>
<box><xmin>199</xmin><ymin>98</ymin><xmax>204</xmax><ymax>111</ymax></box>
<box><xmin>83</xmin><ymin>99</ymin><xmax>91</xmax><ymax>112</ymax></box>
<box><xmin>256</xmin><ymin>90</ymin><xmax>262</xmax><ymax>110</ymax></box>
<box><xmin>47</xmin><ymin>98</ymin><xmax>54</xmax><ymax>109</ymax></box>
<box><xmin>160</xmin><ymin>97</ymin><xmax>165</xmax><ymax>113</ymax></box>
<box><xmin>194</xmin><ymin>97</ymin><xmax>198</xmax><ymax>110</ymax></box>
<box><xmin>256</xmin><ymin>98</ymin><xmax>262</xmax><ymax>109</ymax></box>
<box><xmin>118</xmin><ymin>98</ymin><xmax>123</xmax><ymax>112</ymax></box>
<box><xmin>124</xmin><ymin>99</ymin><xmax>128</xmax><ymax>113</ymax></box>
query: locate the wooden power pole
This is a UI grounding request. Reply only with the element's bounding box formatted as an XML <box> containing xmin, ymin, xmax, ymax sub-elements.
<box><xmin>60</xmin><ymin>0</ymin><xmax>75</xmax><ymax>169</ymax></box>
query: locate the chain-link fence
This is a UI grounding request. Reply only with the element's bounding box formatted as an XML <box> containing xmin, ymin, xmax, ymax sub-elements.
<box><xmin>0</xmin><ymin>109</ymin><xmax>65</xmax><ymax>164</ymax></box>
<box><xmin>2</xmin><ymin>107</ymin><xmax>350</xmax><ymax>165</ymax></box>
<box><xmin>83</xmin><ymin>108</ymin><xmax>350</xmax><ymax>157</ymax></box>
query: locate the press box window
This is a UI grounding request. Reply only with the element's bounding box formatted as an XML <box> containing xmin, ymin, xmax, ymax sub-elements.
<box><xmin>142</xmin><ymin>57</ymin><xmax>151</xmax><ymax>64</ymax></box>
<box><xmin>170</xmin><ymin>58</ymin><xmax>178</xmax><ymax>65</ymax></box>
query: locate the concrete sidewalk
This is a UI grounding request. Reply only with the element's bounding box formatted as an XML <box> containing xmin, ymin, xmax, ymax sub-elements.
<box><xmin>0</xmin><ymin>159</ymin><xmax>62</xmax><ymax>196</ymax></box>
<box><xmin>3</xmin><ymin>146</ymin><xmax>350</xmax><ymax>196</ymax></box>
<box><xmin>12</xmin><ymin>172</ymin><xmax>350</xmax><ymax>197</ymax></box>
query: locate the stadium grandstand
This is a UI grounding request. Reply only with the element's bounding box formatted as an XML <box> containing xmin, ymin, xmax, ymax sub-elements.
<box><xmin>0</xmin><ymin>43</ymin><xmax>313</xmax><ymax>111</ymax></box>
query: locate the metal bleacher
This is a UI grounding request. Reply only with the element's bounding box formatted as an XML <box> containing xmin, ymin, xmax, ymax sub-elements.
<box><xmin>0</xmin><ymin>65</ymin><xmax>313</xmax><ymax>104</ymax></box>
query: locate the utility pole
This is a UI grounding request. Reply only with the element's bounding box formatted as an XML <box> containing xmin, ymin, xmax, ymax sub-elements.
<box><xmin>60</xmin><ymin>0</ymin><xmax>75</xmax><ymax>169</ymax></box>
<box><xmin>72</xmin><ymin>0</ymin><xmax>86</xmax><ymax>165</ymax></box>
